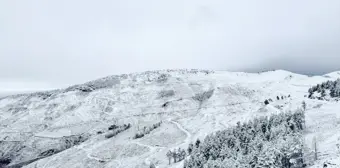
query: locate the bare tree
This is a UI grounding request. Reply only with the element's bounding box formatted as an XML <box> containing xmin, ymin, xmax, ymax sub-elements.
<box><xmin>302</xmin><ymin>101</ymin><xmax>306</xmax><ymax>111</ymax></box>
<box><xmin>173</xmin><ymin>149</ymin><xmax>177</xmax><ymax>163</ymax></box>
<box><xmin>312</xmin><ymin>136</ymin><xmax>318</xmax><ymax>161</ymax></box>
<box><xmin>166</xmin><ymin>150</ymin><xmax>172</xmax><ymax>165</ymax></box>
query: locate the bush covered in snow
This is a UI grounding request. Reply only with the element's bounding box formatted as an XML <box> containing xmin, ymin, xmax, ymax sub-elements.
<box><xmin>105</xmin><ymin>124</ymin><xmax>131</xmax><ymax>139</ymax></box>
<box><xmin>133</xmin><ymin>122</ymin><xmax>162</xmax><ymax>139</ymax></box>
<box><xmin>158</xmin><ymin>90</ymin><xmax>175</xmax><ymax>98</ymax></box>
<box><xmin>62</xmin><ymin>134</ymin><xmax>90</xmax><ymax>149</ymax></box>
<box><xmin>193</xmin><ymin>90</ymin><xmax>214</xmax><ymax>103</ymax></box>
<box><xmin>264</xmin><ymin>99</ymin><xmax>270</xmax><ymax>105</ymax></box>
<box><xmin>183</xmin><ymin>110</ymin><xmax>305</xmax><ymax>168</ymax></box>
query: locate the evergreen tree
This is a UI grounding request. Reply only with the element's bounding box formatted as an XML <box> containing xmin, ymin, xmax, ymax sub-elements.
<box><xmin>264</xmin><ymin>100</ymin><xmax>269</xmax><ymax>105</ymax></box>
<box><xmin>321</xmin><ymin>89</ymin><xmax>326</xmax><ymax>97</ymax></box>
<box><xmin>188</xmin><ymin>143</ymin><xmax>194</xmax><ymax>155</ymax></box>
<box><xmin>195</xmin><ymin>139</ymin><xmax>201</xmax><ymax>148</ymax></box>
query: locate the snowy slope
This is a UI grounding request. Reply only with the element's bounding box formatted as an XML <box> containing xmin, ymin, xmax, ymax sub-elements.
<box><xmin>0</xmin><ymin>69</ymin><xmax>339</xmax><ymax>168</ymax></box>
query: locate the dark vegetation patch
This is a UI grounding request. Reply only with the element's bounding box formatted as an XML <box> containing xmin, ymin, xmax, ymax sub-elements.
<box><xmin>193</xmin><ymin>90</ymin><xmax>214</xmax><ymax>103</ymax></box>
<box><xmin>0</xmin><ymin>158</ymin><xmax>11</xmax><ymax>168</ymax></box>
<box><xmin>162</xmin><ymin>102</ymin><xmax>170</xmax><ymax>108</ymax></box>
<box><xmin>63</xmin><ymin>134</ymin><xmax>89</xmax><ymax>149</ymax></box>
<box><xmin>38</xmin><ymin>149</ymin><xmax>59</xmax><ymax>157</ymax></box>
<box><xmin>182</xmin><ymin>110</ymin><xmax>305</xmax><ymax>168</ymax></box>
<box><xmin>158</xmin><ymin>90</ymin><xmax>175</xmax><ymax>99</ymax></box>
<box><xmin>264</xmin><ymin>95</ymin><xmax>289</xmax><ymax>105</ymax></box>
<box><xmin>105</xmin><ymin>124</ymin><xmax>131</xmax><ymax>139</ymax></box>
<box><xmin>308</xmin><ymin>79</ymin><xmax>340</xmax><ymax>100</ymax></box>
<box><xmin>133</xmin><ymin>122</ymin><xmax>162</xmax><ymax>139</ymax></box>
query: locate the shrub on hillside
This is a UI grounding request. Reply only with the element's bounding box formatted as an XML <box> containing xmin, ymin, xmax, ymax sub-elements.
<box><xmin>105</xmin><ymin>124</ymin><xmax>131</xmax><ymax>139</ymax></box>
<box><xmin>0</xmin><ymin>158</ymin><xmax>11</xmax><ymax>167</ymax></box>
<box><xmin>264</xmin><ymin>99</ymin><xmax>270</xmax><ymax>105</ymax></box>
<box><xmin>158</xmin><ymin>90</ymin><xmax>175</xmax><ymax>98</ymax></box>
<box><xmin>193</xmin><ymin>90</ymin><xmax>214</xmax><ymax>102</ymax></box>
<box><xmin>62</xmin><ymin>134</ymin><xmax>90</xmax><ymax>149</ymax></box>
<box><xmin>133</xmin><ymin>122</ymin><xmax>162</xmax><ymax>139</ymax></box>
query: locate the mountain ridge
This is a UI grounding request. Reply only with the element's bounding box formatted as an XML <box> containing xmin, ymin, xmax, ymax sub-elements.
<box><xmin>1</xmin><ymin>68</ymin><xmax>330</xmax><ymax>100</ymax></box>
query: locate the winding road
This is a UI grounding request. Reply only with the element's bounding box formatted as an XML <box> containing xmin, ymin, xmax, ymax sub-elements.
<box><xmin>170</xmin><ymin>120</ymin><xmax>192</xmax><ymax>146</ymax></box>
<box><xmin>74</xmin><ymin>144</ymin><xmax>108</xmax><ymax>162</ymax></box>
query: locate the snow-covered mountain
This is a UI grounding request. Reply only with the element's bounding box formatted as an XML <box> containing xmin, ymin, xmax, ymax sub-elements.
<box><xmin>1</xmin><ymin>69</ymin><xmax>340</xmax><ymax>168</ymax></box>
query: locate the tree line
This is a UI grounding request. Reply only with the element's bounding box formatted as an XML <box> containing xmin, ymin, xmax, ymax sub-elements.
<box><xmin>134</xmin><ymin>121</ymin><xmax>162</xmax><ymax>139</ymax></box>
<box><xmin>105</xmin><ymin>124</ymin><xmax>131</xmax><ymax>139</ymax></box>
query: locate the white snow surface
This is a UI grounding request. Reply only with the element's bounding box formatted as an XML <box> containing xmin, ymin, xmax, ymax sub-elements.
<box><xmin>0</xmin><ymin>69</ymin><xmax>339</xmax><ymax>168</ymax></box>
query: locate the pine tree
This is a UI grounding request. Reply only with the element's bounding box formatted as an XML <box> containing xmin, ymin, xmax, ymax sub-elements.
<box><xmin>321</xmin><ymin>89</ymin><xmax>326</xmax><ymax>97</ymax></box>
<box><xmin>264</xmin><ymin>100</ymin><xmax>269</xmax><ymax>105</ymax></box>
<box><xmin>195</xmin><ymin>139</ymin><xmax>201</xmax><ymax>148</ymax></box>
<box><xmin>188</xmin><ymin>143</ymin><xmax>194</xmax><ymax>155</ymax></box>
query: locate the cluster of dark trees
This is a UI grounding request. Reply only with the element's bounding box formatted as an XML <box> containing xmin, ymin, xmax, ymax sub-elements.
<box><xmin>183</xmin><ymin>110</ymin><xmax>305</xmax><ymax>168</ymax></box>
<box><xmin>308</xmin><ymin>79</ymin><xmax>340</xmax><ymax>99</ymax></box>
<box><xmin>264</xmin><ymin>95</ymin><xmax>290</xmax><ymax>105</ymax></box>
<box><xmin>0</xmin><ymin>158</ymin><xmax>11</xmax><ymax>168</ymax></box>
<box><xmin>166</xmin><ymin>148</ymin><xmax>187</xmax><ymax>165</ymax></box>
<box><xmin>105</xmin><ymin>124</ymin><xmax>131</xmax><ymax>139</ymax></box>
<box><xmin>108</xmin><ymin>124</ymin><xmax>120</xmax><ymax>130</ymax></box>
<box><xmin>133</xmin><ymin>122</ymin><xmax>162</xmax><ymax>139</ymax></box>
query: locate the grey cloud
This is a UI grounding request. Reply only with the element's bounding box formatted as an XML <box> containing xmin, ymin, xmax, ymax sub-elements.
<box><xmin>0</xmin><ymin>0</ymin><xmax>340</xmax><ymax>90</ymax></box>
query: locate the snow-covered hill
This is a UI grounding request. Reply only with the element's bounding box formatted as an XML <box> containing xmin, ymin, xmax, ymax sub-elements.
<box><xmin>0</xmin><ymin>69</ymin><xmax>339</xmax><ymax>168</ymax></box>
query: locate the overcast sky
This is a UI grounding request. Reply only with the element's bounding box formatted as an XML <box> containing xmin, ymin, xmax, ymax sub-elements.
<box><xmin>1</xmin><ymin>0</ymin><xmax>340</xmax><ymax>93</ymax></box>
